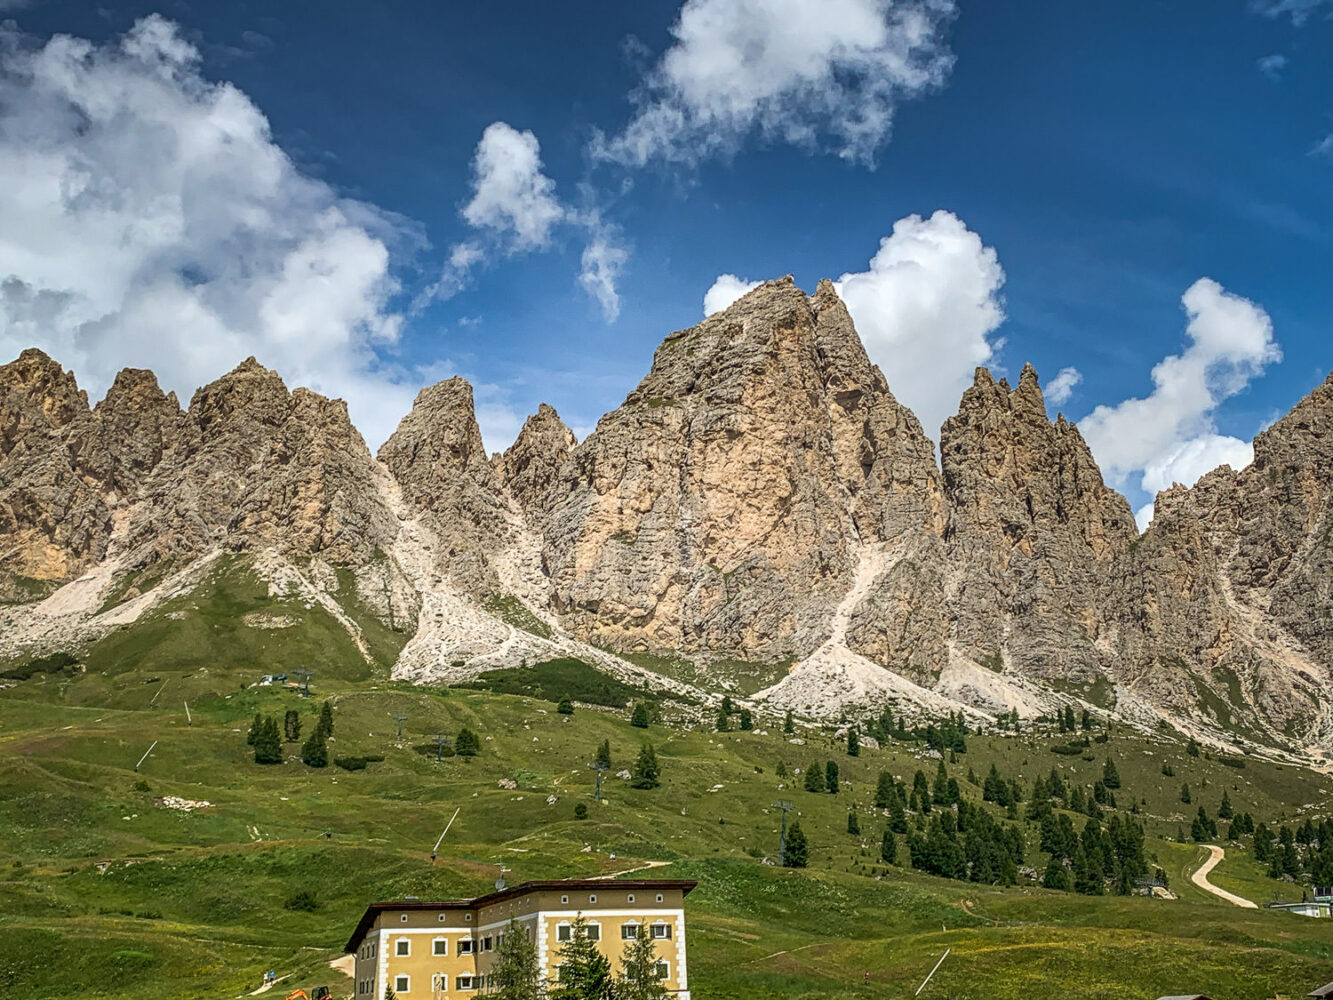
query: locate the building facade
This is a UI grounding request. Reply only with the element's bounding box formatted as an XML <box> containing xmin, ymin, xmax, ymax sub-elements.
<box><xmin>344</xmin><ymin>878</ymin><xmax>696</xmax><ymax>998</ymax></box>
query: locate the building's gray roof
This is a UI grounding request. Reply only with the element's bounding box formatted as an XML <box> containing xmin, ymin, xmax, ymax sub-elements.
<box><xmin>1156</xmin><ymin>995</ymin><xmax>1213</xmax><ymax>1000</ymax></box>
<box><xmin>1308</xmin><ymin>982</ymin><xmax>1333</xmax><ymax>998</ymax></box>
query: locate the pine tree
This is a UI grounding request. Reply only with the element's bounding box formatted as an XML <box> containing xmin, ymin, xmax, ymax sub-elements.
<box><xmin>721</xmin><ymin>696</ymin><xmax>734</xmax><ymax>716</ymax></box>
<box><xmin>1180</xmin><ymin>783</ymin><xmax>1191</xmax><ymax>804</ymax></box>
<box><xmin>715</xmin><ymin>706</ymin><xmax>730</xmax><ymax>732</ymax></box>
<box><xmin>803</xmin><ymin>762</ymin><xmax>825</xmax><ymax>793</ymax></box>
<box><xmin>1102</xmin><ymin>758</ymin><xmax>1121</xmax><ymax>789</ymax></box>
<box><xmin>825</xmin><ymin>760</ymin><xmax>840</xmax><ymax>794</ymax></box>
<box><xmin>317</xmin><ymin>699</ymin><xmax>334</xmax><ymax>738</ymax></box>
<box><xmin>247</xmin><ymin>712</ymin><xmax>262</xmax><ymax>746</ymax></box>
<box><xmin>301</xmin><ymin>725</ymin><xmax>329</xmax><ymax>768</ymax></box>
<box><xmin>617</xmin><ymin>921</ymin><xmax>669</xmax><ymax>1000</ymax></box>
<box><xmin>847</xmin><ymin>812</ymin><xmax>860</xmax><ymax>836</ymax></box>
<box><xmin>631</xmin><ymin>743</ymin><xmax>660</xmax><ymax>789</ymax></box>
<box><xmin>875</xmin><ymin>771</ymin><xmax>895</xmax><ymax>809</ymax></box>
<box><xmin>1187</xmin><ymin>737</ymin><xmax>1200</xmax><ymax>757</ymax></box>
<box><xmin>1042</xmin><ymin>856</ymin><xmax>1073</xmax><ymax>891</ymax></box>
<box><xmin>596</xmin><ymin>740</ymin><xmax>612</xmax><ymax>770</ymax></box>
<box><xmin>630</xmin><ymin>703</ymin><xmax>650</xmax><ymax>728</ymax></box>
<box><xmin>783</xmin><ymin>820</ymin><xmax>809</xmax><ymax>867</ymax></box>
<box><xmin>932</xmin><ymin>760</ymin><xmax>949</xmax><ymax>805</ymax></box>
<box><xmin>775</xmin><ymin>760</ymin><xmax>788</xmax><ymax>779</ymax></box>
<box><xmin>738</xmin><ymin>708</ymin><xmax>753</xmax><ymax>731</ymax></box>
<box><xmin>889</xmin><ymin>791</ymin><xmax>908</xmax><ymax>834</ymax></box>
<box><xmin>783</xmin><ymin>710</ymin><xmax>794</xmax><ymax>734</ymax></box>
<box><xmin>283</xmin><ymin>709</ymin><xmax>302</xmax><ymax>742</ymax></box>
<box><xmin>455</xmin><ymin>727</ymin><xmax>480</xmax><ymax>756</ymax></box>
<box><xmin>254</xmin><ymin>715</ymin><xmax>283</xmax><ymax>765</ymax></box>
<box><xmin>557</xmin><ymin>696</ymin><xmax>574</xmax><ymax>715</ymax></box>
<box><xmin>383</xmin><ymin>984</ymin><xmax>397</xmax><ymax>1000</ymax></box>
<box><xmin>847</xmin><ymin>728</ymin><xmax>860</xmax><ymax>757</ymax></box>
<box><xmin>1218</xmin><ymin>790</ymin><xmax>1234</xmax><ymax>820</ymax></box>
<box><xmin>1080</xmin><ymin>709</ymin><xmax>1091</xmax><ymax>730</ymax></box>
<box><xmin>549</xmin><ymin>914</ymin><xmax>614</xmax><ymax>1000</ymax></box>
<box><xmin>881</xmin><ymin>828</ymin><xmax>897</xmax><ymax>864</ymax></box>
<box><xmin>490</xmin><ymin>918</ymin><xmax>542</xmax><ymax>1000</ymax></box>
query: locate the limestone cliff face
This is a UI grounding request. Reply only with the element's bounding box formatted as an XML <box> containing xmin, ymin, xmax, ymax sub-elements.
<box><xmin>535</xmin><ymin>277</ymin><xmax>942</xmax><ymax>661</ymax></box>
<box><xmin>0</xmin><ymin>350</ymin><xmax>109</xmax><ymax>595</ymax></box>
<box><xmin>939</xmin><ymin>365</ymin><xmax>1138</xmax><ymax>682</ymax></box>
<box><xmin>496</xmin><ymin>403</ymin><xmax>576</xmax><ymax>517</ymax></box>
<box><xmin>378</xmin><ymin>377</ymin><xmax>516</xmax><ymax>595</ymax></box>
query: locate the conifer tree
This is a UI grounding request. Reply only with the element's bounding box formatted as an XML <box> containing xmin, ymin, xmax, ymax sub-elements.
<box><xmin>283</xmin><ymin>709</ymin><xmax>302</xmax><ymax>742</ymax></box>
<box><xmin>1218</xmin><ymin>790</ymin><xmax>1234</xmax><ymax>820</ymax></box>
<box><xmin>1180</xmin><ymin>783</ymin><xmax>1191</xmax><ymax>804</ymax></box>
<box><xmin>803</xmin><ymin>762</ymin><xmax>825</xmax><ymax>793</ymax></box>
<box><xmin>825</xmin><ymin>760</ymin><xmax>839</xmax><ymax>794</ymax></box>
<box><xmin>738</xmin><ymin>708</ymin><xmax>753</xmax><ymax>731</ymax></box>
<box><xmin>630</xmin><ymin>703</ymin><xmax>650</xmax><ymax>728</ymax></box>
<box><xmin>783</xmin><ymin>820</ymin><xmax>809</xmax><ymax>867</ymax></box>
<box><xmin>715</xmin><ymin>706</ymin><xmax>730</xmax><ymax>732</ymax></box>
<box><xmin>847</xmin><ymin>811</ymin><xmax>860</xmax><ymax>836</ymax></box>
<box><xmin>317</xmin><ymin>699</ymin><xmax>334</xmax><ymax>738</ymax></box>
<box><xmin>549</xmin><ymin>914</ymin><xmax>613</xmax><ymax>1000</ymax></box>
<box><xmin>847</xmin><ymin>728</ymin><xmax>860</xmax><ymax>757</ymax></box>
<box><xmin>875</xmin><ymin>771</ymin><xmax>895</xmax><ymax>809</ymax></box>
<box><xmin>595</xmin><ymin>740</ymin><xmax>612</xmax><ymax>770</ymax></box>
<box><xmin>455</xmin><ymin>727</ymin><xmax>481</xmax><ymax>756</ymax></box>
<box><xmin>557</xmin><ymin>696</ymin><xmax>574</xmax><ymax>715</ymax></box>
<box><xmin>1102</xmin><ymin>758</ymin><xmax>1121</xmax><ymax>789</ymax></box>
<box><xmin>783</xmin><ymin>710</ymin><xmax>794</xmax><ymax>734</ymax></box>
<box><xmin>1042</xmin><ymin>856</ymin><xmax>1073</xmax><ymax>891</ymax></box>
<box><xmin>491</xmin><ymin>918</ymin><xmax>542</xmax><ymax>1000</ymax></box>
<box><xmin>301</xmin><ymin>724</ymin><xmax>329</xmax><ymax>768</ymax></box>
<box><xmin>247</xmin><ymin>712</ymin><xmax>262</xmax><ymax>746</ymax></box>
<box><xmin>254</xmin><ymin>715</ymin><xmax>283</xmax><ymax>765</ymax></box>
<box><xmin>631</xmin><ymin>743</ymin><xmax>660</xmax><ymax>789</ymax></box>
<box><xmin>881</xmin><ymin>828</ymin><xmax>897</xmax><ymax>864</ymax></box>
<box><xmin>932</xmin><ymin>760</ymin><xmax>949</xmax><ymax>805</ymax></box>
<box><xmin>720</xmin><ymin>695</ymin><xmax>734</xmax><ymax>716</ymax></box>
<box><xmin>617</xmin><ymin>921</ymin><xmax>668</xmax><ymax>1000</ymax></box>
<box><xmin>775</xmin><ymin>760</ymin><xmax>788</xmax><ymax>779</ymax></box>
<box><xmin>889</xmin><ymin>791</ymin><xmax>909</xmax><ymax>834</ymax></box>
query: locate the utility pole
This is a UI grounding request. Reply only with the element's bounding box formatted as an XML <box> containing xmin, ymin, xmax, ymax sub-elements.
<box><xmin>771</xmin><ymin>800</ymin><xmax>793</xmax><ymax>865</ymax></box>
<box><xmin>394</xmin><ymin>714</ymin><xmax>408</xmax><ymax>743</ymax></box>
<box><xmin>590</xmin><ymin>760</ymin><xmax>609</xmax><ymax>800</ymax></box>
<box><xmin>293</xmin><ymin>669</ymin><xmax>313</xmax><ymax>697</ymax></box>
<box><xmin>432</xmin><ymin>734</ymin><xmax>451</xmax><ymax>762</ymax></box>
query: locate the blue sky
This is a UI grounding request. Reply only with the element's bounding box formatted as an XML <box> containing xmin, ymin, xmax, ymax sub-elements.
<box><xmin>0</xmin><ymin>0</ymin><xmax>1329</xmax><ymax>524</ymax></box>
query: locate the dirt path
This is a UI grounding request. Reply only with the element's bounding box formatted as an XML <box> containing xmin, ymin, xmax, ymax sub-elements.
<box><xmin>1191</xmin><ymin>845</ymin><xmax>1258</xmax><ymax>908</ymax></box>
<box><xmin>591</xmin><ymin>859</ymin><xmax>672</xmax><ymax>880</ymax></box>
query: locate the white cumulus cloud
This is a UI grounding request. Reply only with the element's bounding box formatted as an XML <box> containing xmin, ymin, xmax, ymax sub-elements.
<box><xmin>1079</xmin><ymin>278</ymin><xmax>1281</xmax><ymax>528</ymax></box>
<box><xmin>596</xmin><ymin>0</ymin><xmax>957</xmax><ymax>168</ymax></box>
<box><xmin>0</xmin><ymin>15</ymin><xmax>420</xmax><ymax>448</ymax></box>
<box><xmin>702</xmin><ymin>274</ymin><xmax>762</xmax><ymax>316</ymax></box>
<box><xmin>1257</xmin><ymin>53</ymin><xmax>1289</xmax><ymax>79</ymax></box>
<box><xmin>1251</xmin><ymin>0</ymin><xmax>1333</xmax><ymax>25</ymax></box>
<box><xmin>434</xmin><ymin>122</ymin><xmax>629</xmax><ymax>320</ymax></box>
<box><xmin>1045</xmin><ymin>366</ymin><xmax>1083</xmax><ymax>407</ymax></box>
<box><xmin>833</xmin><ymin>210</ymin><xmax>1005</xmax><ymax>442</ymax></box>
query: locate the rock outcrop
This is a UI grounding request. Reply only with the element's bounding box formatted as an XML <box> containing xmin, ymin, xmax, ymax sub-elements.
<box><xmin>496</xmin><ymin>403</ymin><xmax>576</xmax><ymax>517</ymax></box>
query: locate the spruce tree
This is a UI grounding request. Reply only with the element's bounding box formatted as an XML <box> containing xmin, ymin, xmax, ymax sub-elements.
<box><xmin>824</xmin><ymin>760</ymin><xmax>839</xmax><ymax>794</ymax></box>
<box><xmin>557</xmin><ymin>696</ymin><xmax>574</xmax><ymax>715</ymax></box>
<box><xmin>630</xmin><ymin>703</ymin><xmax>650</xmax><ymax>728</ymax></box>
<box><xmin>301</xmin><ymin>725</ymin><xmax>328</xmax><ymax>768</ymax></box>
<box><xmin>283</xmin><ymin>709</ymin><xmax>302</xmax><ymax>742</ymax></box>
<box><xmin>455</xmin><ymin>727</ymin><xmax>481</xmax><ymax>756</ymax></box>
<box><xmin>847</xmin><ymin>811</ymin><xmax>860</xmax><ymax>836</ymax></box>
<box><xmin>549</xmin><ymin>914</ymin><xmax>614</xmax><ymax>1000</ymax></box>
<box><xmin>1043</xmin><ymin>856</ymin><xmax>1073</xmax><ymax>891</ymax></box>
<box><xmin>490</xmin><ymin>918</ymin><xmax>542</xmax><ymax>1000</ymax></box>
<box><xmin>254</xmin><ymin>715</ymin><xmax>283</xmax><ymax>765</ymax></box>
<box><xmin>932</xmin><ymin>760</ymin><xmax>949</xmax><ymax>805</ymax></box>
<box><xmin>847</xmin><ymin>728</ymin><xmax>860</xmax><ymax>757</ymax></box>
<box><xmin>738</xmin><ymin>709</ymin><xmax>753</xmax><ymax>731</ymax></box>
<box><xmin>803</xmin><ymin>762</ymin><xmax>825</xmax><ymax>793</ymax></box>
<box><xmin>1218</xmin><ymin>790</ymin><xmax>1234</xmax><ymax>820</ymax></box>
<box><xmin>617</xmin><ymin>921</ymin><xmax>669</xmax><ymax>1000</ymax></box>
<box><xmin>317</xmin><ymin>699</ymin><xmax>334</xmax><ymax>738</ymax></box>
<box><xmin>1180</xmin><ymin>783</ymin><xmax>1191</xmax><ymax>804</ymax></box>
<box><xmin>881</xmin><ymin>828</ymin><xmax>897</xmax><ymax>864</ymax></box>
<box><xmin>720</xmin><ymin>696</ymin><xmax>734</xmax><ymax>716</ymax></box>
<box><xmin>889</xmin><ymin>791</ymin><xmax>909</xmax><ymax>834</ymax></box>
<box><xmin>595</xmin><ymin>739</ymin><xmax>612</xmax><ymax>770</ymax></box>
<box><xmin>783</xmin><ymin>710</ymin><xmax>794</xmax><ymax>734</ymax></box>
<box><xmin>247</xmin><ymin>712</ymin><xmax>262</xmax><ymax>746</ymax></box>
<box><xmin>1102</xmin><ymin>758</ymin><xmax>1121</xmax><ymax>789</ymax></box>
<box><xmin>715</xmin><ymin>706</ymin><xmax>730</xmax><ymax>732</ymax></box>
<box><xmin>875</xmin><ymin>771</ymin><xmax>895</xmax><ymax>809</ymax></box>
<box><xmin>631</xmin><ymin>743</ymin><xmax>660</xmax><ymax>789</ymax></box>
<box><xmin>775</xmin><ymin>760</ymin><xmax>788</xmax><ymax>779</ymax></box>
<box><xmin>783</xmin><ymin>820</ymin><xmax>809</xmax><ymax>867</ymax></box>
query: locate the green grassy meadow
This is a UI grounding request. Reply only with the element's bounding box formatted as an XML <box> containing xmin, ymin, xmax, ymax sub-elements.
<box><xmin>5</xmin><ymin>602</ymin><xmax>1333</xmax><ymax>999</ymax></box>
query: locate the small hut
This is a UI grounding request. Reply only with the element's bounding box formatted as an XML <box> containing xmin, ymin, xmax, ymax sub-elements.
<box><xmin>1308</xmin><ymin>982</ymin><xmax>1333</xmax><ymax>999</ymax></box>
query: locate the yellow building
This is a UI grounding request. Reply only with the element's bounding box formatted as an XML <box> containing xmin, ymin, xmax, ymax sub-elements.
<box><xmin>344</xmin><ymin>878</ymin><xmax>697</xmax><ymax>998</ymax></box>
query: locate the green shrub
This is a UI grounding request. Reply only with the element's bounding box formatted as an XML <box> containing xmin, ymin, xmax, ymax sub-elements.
<box><xmin>283</xmin><ymin>889</ymin><xmax>320</xmax><ymax>912</ymax></box>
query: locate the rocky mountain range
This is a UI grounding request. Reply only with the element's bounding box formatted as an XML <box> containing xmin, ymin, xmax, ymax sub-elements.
<box><xmin>1</xmin><ymin>277</ymin><xmax>1329</xmax><ymax>754</ymax></box>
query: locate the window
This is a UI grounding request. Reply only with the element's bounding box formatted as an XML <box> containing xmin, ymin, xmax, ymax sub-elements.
<box><xmin>439</xmin><ymin>914</ymin><xmax>447</xmax><ymax>922</ymax></box>
<box><xmin>458</xmin><ymin>939</ymin><xmax>475</xmax><ymax>955</ymax></box>
<box><xmin>621</xmin><ymin>923</ymin><xmax>639</xmax><ymax>940</ymax></box>
<box><xmin>588</xmin><ymin>894</ymin><xmax>598</xmax><ymax>904</ymax></box>
<box><xmin>557</xmin><ymin>922</ymin><xmax>572</xmax><ymax>943</ymax></box>
<box><xmin>481</xmin><ymin>935</ymin><xmax>494</xmax><ymax>952</ymax></box>
<box><xmin>396</xmin><ymin>939</ymin><xmax>410</xmax><ymax>957</ymax></box>
<box><xmin>465</xmin><ymin>913</ymin><xmax>473</xmax><ymax>921</ymax></box>
<box><xmin>560</xmin><ymin>894</ymin><xmax>569</xmax><ymax>904</ymax></box>
<box><xmin>456</xmin><ymin>974</ymin><xmax>475</xmax><ymax>991</ymax></box>
<box><xmin>655</xmin><ymin>961</ymin><xmax>669</xmax><ymax>981</ymax></box>
<box><xmin>585</xmin><ymin>924</ymin><xmax>601</xmax><ymax>942</ymax></box>
<box><xmin>433</xmin><ymin>938</ymin><xmax>447</xmax><ymax>956</ymax></box>
<box><xmin>395</xmin><ymin>975</ymin><xmax>410</xmax><ymax>993</ymax></box>
<box><xmin>401</xmin><ymin>915</ymin><xmax>409</xmax><ymax>923</ymax></box>
<box><xmin>655</xmin><ymin>894</ymin><xmax>664</xmax><ymax>903</ymax></box>
<box><xmin>652</xmin><ymin>923</ymin><xmax>672</xmax><ymax>940</ymax></box>
<box><xmin>627</xmin><ymin>894</ymin><xmax>636</xmax><ymax>903</ymax></box>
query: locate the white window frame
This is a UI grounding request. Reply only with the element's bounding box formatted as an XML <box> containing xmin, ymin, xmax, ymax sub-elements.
<box><xmin>656</xmin><ymin>894</ymin><xmax>664</xmax><ymax>902</ymax></box>
<box><xmin>458</xmin><ymin>938</ymin><xmax>475</xmax><ymax>955</ymax></box>
<box><xmin>456</xmin><ymin>974</ymin><xmax>476</xmax><ymax>991</ymax></box>
<box><xmin>557</xmin><ymin>921</ymin><xmax>573</xmax><ymax>943</ymax></box>
<box><xmin>394</xmin><ymin>974</ymin><xmax>410</xmax><ymax>993</ymax></box>
<box><xmin>651</xmin><ymin>922</ymin><xmax>671</xmax><ymax>940</ymax></box>
<box><xmin>395</xmin><ymin>938</ymin><xmax>411</xmax><ymax>957</ymax></box>
<box><xmin>432</xmin><ymin>937</ymin><xmax>448</xmax><ymax>956</ymax></box>
<box><xmin>621</xmin><ymin>922</ymin><xmax>639</xmax><ymax>940</ymax></box>
<box><xmin>560</xmin><ymin>894</ymin><xmax>569</xmax><ymax>904</ymax></box>
<box><xmin>627</xmin><ymin>893</ymin><xmax>636</xmax><ymax>903</ymax></box>
<box><xmin>401</xmin><ymin>914</ymin><xmax>409</xmax><ymax>922</ymax></box>
<box><xmin>588</xmin><ymin>894</ymin><xmax>598</xmax><ymax>903</ymax></box>
<box><xmin>585</xmin><ymin>922</ymin><xmax>601</xmax><ymax>942</ymax></box>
